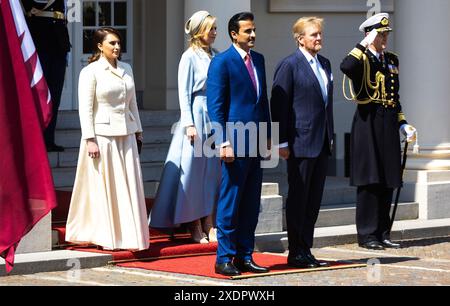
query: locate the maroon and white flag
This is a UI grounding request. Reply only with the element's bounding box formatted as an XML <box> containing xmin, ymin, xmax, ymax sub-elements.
<box><xmin>0</xmin><ymin>0</ymin><xmax>57</xmax><ymax>273</ymax></box>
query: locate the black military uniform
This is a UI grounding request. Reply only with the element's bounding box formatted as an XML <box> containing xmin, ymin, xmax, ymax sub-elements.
<box><xmin>340</xmin><ymin>14</ymin><xmax>407</xmax><ymax>249</ymax></box>
<box><xmin>22</xmin><ymin>0</ymin><xmax>71</xmax><ymax>151</ymax></box>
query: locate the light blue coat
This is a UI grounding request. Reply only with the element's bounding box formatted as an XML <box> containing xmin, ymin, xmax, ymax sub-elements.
<box><xmin>149</xmin><ymin>47</ymin><xmax>221</xmax><ymax>228</ymax></box>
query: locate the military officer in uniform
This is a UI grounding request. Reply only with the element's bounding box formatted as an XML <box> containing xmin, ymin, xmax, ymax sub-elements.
<box><xmin>340</xmin><ymin>13</ymin><xmax>417</xmax><ymax>250</ymax></box>
<box><xmin>22</xmin><ymin>0</ymin><xmax>71</xmax><ymax>152</ymax></box>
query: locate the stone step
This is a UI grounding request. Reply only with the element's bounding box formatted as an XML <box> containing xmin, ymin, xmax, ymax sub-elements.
<box><xmin>316</xmin><ymin>202</ymin><xmax>418</xmax><ymax>228</ymax></box>
<box><xmin>256</xmin><ymin>195</ymin><xmax>283</xmax><ymax>234</ymax></box>
<box><xmin>279</xmin><ymin>201</ymin><xmax>418</xmax><ymax>231</ymax></box>
<box><xmin>52</xmin><ymin>162</ymin><xmax>164</xmax><ymax>188</ymax></box>
<box><xmin>55</xmin><ymin>110</ymin><xmax>180</xmax><ymax>130</ymax></box>
<box><xmin>48</xmin><ymin>143</ymin><xmax>170</xmax><ymax>168</ymax></box>
<box><xmin>54</xmin><ymin>126</ymin><xmax>173</xmax><ymax>149</ymax></box>
<box><xmin>263</xmin><ymin>174</ymin><xmax>357</xmax><ymax>206</ymax></box>
<box><xmin>0</xmin><ymin>250</ymin><xmax>112</xmax><ymax>277</ymax></box>
<box><xmin>255</xmin><ymin>218</ymin><xmax>450</xmax><ymax>253</ymax></box>
<box><xmin>262</xmin><ymin>175</ymin><xmax>416</xmax><ymax>207</ymax></box>
<box><xmin>144</xmin><ymin>182</ymin><xmax>281</xmax><ymax>199</ymax></box>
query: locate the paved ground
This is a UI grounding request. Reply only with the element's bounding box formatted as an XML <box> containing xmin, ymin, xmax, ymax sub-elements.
<box><xmin>1</xmin><ymin>236</ymin><xmax>449</xmax><ymax>287</ymax></box>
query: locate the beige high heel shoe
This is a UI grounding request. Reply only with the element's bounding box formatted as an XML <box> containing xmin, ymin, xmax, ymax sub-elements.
<box><xmin>201</xmin><ymin>215</ymin><xmax>217</xmax><ymax>242</ymax></box>
<box><xmin>189</xmin><ymin>220</ymin><xmax>209</xmax><ymax>244</ymax></box>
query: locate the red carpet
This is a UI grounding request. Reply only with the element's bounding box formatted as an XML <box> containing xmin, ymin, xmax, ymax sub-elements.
<box><xmin>53</xmin><ymin>226</ymin><xmax>217</xmax><ymax>262</ymax></box>
<box><xmin>53</xmin><ymin>190</ymin><xmax>215</xmax><ymax>262</ymax></box>
<box><xmin>53</xmin><ymin>190</ymin><xmax>365</xmax><ymax>279</ymax></box>
<box><xmin>117</xmin><ymin>253</ymin><xmax>366</xmax><ymax>280</ymax></box>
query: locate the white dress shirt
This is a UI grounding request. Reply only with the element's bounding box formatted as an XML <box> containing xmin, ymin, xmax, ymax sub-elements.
<box><xmin>233</xmin><ymin>44</ymin><xmax>260</xmax><ymax>97</ymax></box>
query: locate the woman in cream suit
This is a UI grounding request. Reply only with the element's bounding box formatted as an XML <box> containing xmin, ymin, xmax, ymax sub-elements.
<box><xmin>149</xmin><ymin>11</ymin><xmax>220</xmax><ymax>243</ymax></box>
<box><xmin>66</xmin><ymin>27</ymin><xmax>149</xmax><ymax>251</ymax></box>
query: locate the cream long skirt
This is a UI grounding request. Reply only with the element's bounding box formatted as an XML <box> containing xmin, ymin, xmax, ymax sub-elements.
<box><xmin>65</xmin><ymin>134</ymin><xmax>150</xmax><ymax>250</ymax></box>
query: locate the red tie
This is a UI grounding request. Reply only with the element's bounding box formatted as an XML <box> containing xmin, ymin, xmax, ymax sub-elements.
<box><xmin>244</xmin><ymin>53</ymin><xmax>257</xmax><ymax>91</ymax></box>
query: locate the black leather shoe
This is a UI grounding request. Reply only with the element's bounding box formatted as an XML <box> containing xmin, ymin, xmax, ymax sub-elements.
<box><xmin>382</xmin><ymin>239</ymin><xmax>401</xmax><ymax>249</ymax></box>
<box><xmin>307</xmin><ymin>253</ymin><xmax>330</xmax><ymax>267</ymax></box>
<box><xmin>215</xmin><ymin>262</ymin><xmax>241</xmax><ymax>276</ymax></box>
<box><xmin>359</xmin><ymin>241</ymin><xmax>385</xmax><ymax>250</ymax></box>
<box><xmin>46</xmin><ymin>143</ymin><xmax>65</xmax><ymax>152</ymax></box>
<box><xmin>287</xmin><ymin>254</ymin><xmax>318</xmax><ymax>268</ymax></box>
<box><xmin>233</xmin><ymin>259</ymin><xmax>269</xmax><ymax>273</ymax></box>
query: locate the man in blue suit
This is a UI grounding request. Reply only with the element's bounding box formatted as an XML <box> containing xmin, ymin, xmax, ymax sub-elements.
<box><xmin>271</xmin><ymin>17</ymin><xmax>334</xmax><ymax>268</ymax></box>
<box><xmin>207</xmin><ymin>12</ymin><xmax>271</xmax><ymax>276</ymax></box>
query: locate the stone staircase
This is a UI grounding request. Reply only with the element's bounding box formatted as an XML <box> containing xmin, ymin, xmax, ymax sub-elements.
<box><xmin>262</xmin><ymin>157</ymin><xmax>420</xmax><ymax>229</ymax></box>
<box><xmin>49</xmin><ymin>111</ymin><xmax>284</xmax><ymax>234</ymax></box>
<box><xmin>49</xmin><ymin>111</ymin><xmax>419</xmax><ymax>234</ymax></box>
<box><xmin>49</xmin><ymin>110</ymin><xmax>177</xmax><ymax>195</ymax></box>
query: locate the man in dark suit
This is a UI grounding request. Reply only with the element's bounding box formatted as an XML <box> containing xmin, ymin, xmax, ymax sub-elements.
<box><xmin>22</xmin><ymin>0</ymin><xmax>71</xmax><ymax>152</ymax></box>
<box><xmin>340</xmin><ymin>13</ymin><xmax>417</xmax><ymax>250</ymax></box>
<box><xmin>207</xmin><ymin>12</ymin><xmax>271</xmax><ymax>276</ymax></box>
<box><xmin>271</xmin><ymin>17</ymin><xmax>334</xmax><ymax>268</ymax></box>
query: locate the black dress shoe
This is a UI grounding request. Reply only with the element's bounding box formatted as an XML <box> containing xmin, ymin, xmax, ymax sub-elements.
<box><xmin>287</xmin><ymin>254</ymin><xmax>318</xmax><ymax>268</ymax></box>
<box><xmin>46</xmin><ymin>143</ymin><xmax>65</xmax><ymax>152</ymax></box>
<box><xmin>359</xmin><ymin>241</ymin><xmax>385</xmax><ymax>250</ymax></box>
<box><xmin>233</xmin><ymin>259</ymin><xmax>269</xmax><ymax>273</ymax></box>
<box><xmin>307</xmin><ymin>253</ymin><xmax>330</xmax><ymax>267</ymax></box>
<box><xmin>215</xmin><ymin>262</ymin><xmax>241</xmax><ymax>276</ymax></box>
<box><xmin>382</xmin><ymin>239</ymin><xmax>401</xmax><ymax>249</ymax></box>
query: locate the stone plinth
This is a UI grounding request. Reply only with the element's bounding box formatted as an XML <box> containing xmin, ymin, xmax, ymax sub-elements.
<box><xmin>16</xmin><ymin>213</ymin><xmax>52</xmax><ymax>254</ymax></box>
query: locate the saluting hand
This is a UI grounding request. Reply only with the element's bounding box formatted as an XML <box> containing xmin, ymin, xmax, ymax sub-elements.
<box><xmin>361</xmin><ymin>29</ymin><xmax>378</xmax><ymax>48</ymax></box>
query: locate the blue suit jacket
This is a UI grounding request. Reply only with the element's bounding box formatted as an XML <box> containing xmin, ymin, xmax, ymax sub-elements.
<box><xmin>271</xmin><ymin>49</ymin><xmax>334</xmax><ymax>158</ymax></box>
<box><xmin>207</xmin><ymin>46</ymin><xmax>271</xmax><ymax>157</ymax></box>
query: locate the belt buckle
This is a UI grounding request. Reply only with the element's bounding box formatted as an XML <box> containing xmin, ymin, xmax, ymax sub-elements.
<box><xmin>54</xmin><ymin>11</ymin><xmax>65</xmax><ymax>20</ymax></box>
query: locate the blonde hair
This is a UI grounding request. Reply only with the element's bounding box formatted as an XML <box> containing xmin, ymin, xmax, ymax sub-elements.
<box><xmin>292</xmin><ymin>17</ymin><xmax>323</xmax><ymax>46</ymax></box>
<box><xmin>189</xmin><ymin>15</ymin><xmax>216</xmax><ymax>50</ymax></box>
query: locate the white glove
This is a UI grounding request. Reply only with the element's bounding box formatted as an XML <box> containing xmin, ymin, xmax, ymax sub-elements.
<box><xmin>400</xmin><ymin>124</ymin><xmax>417</xmax><ymax>143</ymax></box>
<box><xmin>360</xmin><ymin>29</ymin><xmax>378</xmax><ymax>48</ymax></box>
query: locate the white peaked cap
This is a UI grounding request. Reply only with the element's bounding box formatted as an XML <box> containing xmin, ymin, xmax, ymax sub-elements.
<box><xmin>359</xmin><ymin>13</ymin><xmax>392</xmax><ymax>33</ymax></box>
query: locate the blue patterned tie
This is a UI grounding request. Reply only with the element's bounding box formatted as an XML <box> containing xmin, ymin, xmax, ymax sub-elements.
<box><xmin>311</xmin><ymin>58</ymin><xmax>327</xmax><ymax>104</ymax></box>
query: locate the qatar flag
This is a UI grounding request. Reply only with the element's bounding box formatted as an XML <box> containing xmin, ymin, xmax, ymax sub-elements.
<box><xmin>0</xmin><ymin>0</ymin><xmax>57</xmax><ymax>273</ymax></box>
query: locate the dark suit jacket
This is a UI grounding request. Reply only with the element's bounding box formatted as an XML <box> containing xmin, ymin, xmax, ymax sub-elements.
<box><xmin>207</xmin><ymin>45</ymin><xmax>271</xmax><ymax>157</ymax></box>
<box><xmin>271</xmin><ymin>49</ymin><xmax>334</xmax><ymax>158</ymax></box>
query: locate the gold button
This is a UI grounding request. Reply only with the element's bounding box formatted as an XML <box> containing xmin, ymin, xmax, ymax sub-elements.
<box><xmin>391</xmin><ymin>86</ymin><xmax>394</xmax><ymax>90</ymax></box>
<box><xmin>391</xmin><ymin>80</ymin><xmax>395</xmax><ymax>83</ymax></box>
<box><xmin>391</xmin><ymin>74</ymin><xmax>394</xmax><ymax>77</ymax></box>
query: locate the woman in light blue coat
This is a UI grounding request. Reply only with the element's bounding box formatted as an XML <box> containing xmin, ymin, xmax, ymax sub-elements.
<box><xmin>149</xmin><ymin>11</ymin><xmax>220</xmax><ymax>243</ymax></box>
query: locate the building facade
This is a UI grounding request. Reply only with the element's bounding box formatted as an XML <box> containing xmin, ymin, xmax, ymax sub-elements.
<box><xmin>61</xmin><ymin>0</ymin><xmax>450</xmax><ymax>219</ymax></box>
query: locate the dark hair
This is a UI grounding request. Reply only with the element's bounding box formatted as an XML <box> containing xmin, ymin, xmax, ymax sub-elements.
<box><xmin>88</xmin><ymin>27</ymin><xmax>122</xmax><ymax>63</ymax></box>
<box><xmin>228</xmin><ymin>12</ymin><xmax>254</xmax><ymax>41</ymax></box>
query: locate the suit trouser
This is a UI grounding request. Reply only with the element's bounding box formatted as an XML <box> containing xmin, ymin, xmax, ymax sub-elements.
<box><xmin>39</xmin><ymin>51</ymin><xmax>67</xmax><ymax>145</ymax></box>
<box><xmin>216</xmin><ymin>158</ymin><xmax>262</xmax><ymax>264</ymax></box>
<box><xmin>286</xmin><ymin>141</ymin><xmax>329</xmax><ymax>257</ymax></box>
<box><xmin>356</xmin><ymin>184</ymin><xmax>393</xmax><ymax>244</ymax></box>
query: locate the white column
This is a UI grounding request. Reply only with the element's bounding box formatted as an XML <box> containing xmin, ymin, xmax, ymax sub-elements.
<box><xmin>395</xmin><ymin>0</ymin><xmax>450</xmax><ymax>219</ymax></box>
<box><xmin>395</xmin><ymin>0</ymin><xmax>450</xmax><ymax>170</ymax></box>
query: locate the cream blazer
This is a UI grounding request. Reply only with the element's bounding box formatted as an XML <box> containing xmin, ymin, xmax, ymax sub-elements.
<box><xmin>78</xmin><ymin>57</ymin><xmax>143</xmax><ymax>140</ymax></box>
